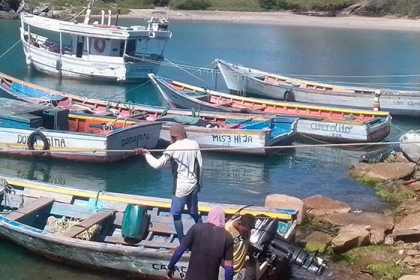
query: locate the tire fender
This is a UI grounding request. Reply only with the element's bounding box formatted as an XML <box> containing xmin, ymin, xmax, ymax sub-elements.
<box><xmin>27</xmin><ymin>131</ymin><xmax>50</xmax><ymax>155</ymax></box>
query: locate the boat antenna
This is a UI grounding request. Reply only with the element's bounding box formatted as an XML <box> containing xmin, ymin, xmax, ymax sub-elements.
<box><xmin>116</xmin><ymin>9</ymin><xmax>120</xmax><ymax>26</ymax></box>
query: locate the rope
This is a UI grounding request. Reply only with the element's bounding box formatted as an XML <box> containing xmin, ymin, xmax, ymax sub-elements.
<box><xmin>0</xmin><ymin>40</ymin><xmax>21</xmax><ymax>60</ymax></box>
<box><xmin>0</xmin><ymin>140</ymin><xmax>414</xmax><ymax>154</ymax></box>
<box><xmin>104</xmin><ymin>80</ymin><xmax>151</xmax><ymax>102</ymax></box>
<box><xmin>163</xmin><ymin>58</ymin><xmax>211</xmax><ymax>84</ymax></box>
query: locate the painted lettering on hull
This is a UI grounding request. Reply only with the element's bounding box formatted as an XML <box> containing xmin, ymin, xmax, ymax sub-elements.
<box><xmin>152</xmin><ymin>263</ymin><xmax>187</xmax><ymax>278</ymax></box>
<box><xmin>17</xmin><ymin>135</ymin><xmax>67</xmax><ymax>147</ymax></box>
<box><xmin>211</xmin><ymin>135</ymin><xmax>253</xmax><ymax>143</ymax></box>
<box><xmin>121</xmin><ymin>133</ymin><xmax>150</xmax><ymax>148</ymax></box>
<box><xmin>309</xmin><ymin>123</ymin><xmax>353</xmax><ymax>135</ymax></box>
<box><xmin>129</xmin><ymin>68</ymin><xmax>154</xmax><ymax>73</ymax></box>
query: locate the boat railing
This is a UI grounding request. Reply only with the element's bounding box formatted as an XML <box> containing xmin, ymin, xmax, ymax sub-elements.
<box><xmin>147</xmin><ymin>12</ymin><xmax>169</xmax><ymax>31</ymax></box>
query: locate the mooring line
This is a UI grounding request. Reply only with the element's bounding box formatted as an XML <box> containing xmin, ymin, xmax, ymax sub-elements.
<box><xmin>0</xmin><ymin>139</ymin><xmax>413</xmax><ymax>154</ymax></box>
<box><xmin>0</xmin><ymin>40</ymin><xmax>21</xmax><ymax>60</ymax></box>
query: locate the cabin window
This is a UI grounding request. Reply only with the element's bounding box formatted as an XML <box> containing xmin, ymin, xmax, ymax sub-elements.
<box><xmin>126</xmin><ymin>39</ymin><xmax>136</xmax><ymax>56</ymax></box>
<box><xmin>76</xmin><ymin>36</ymin><xmax>85</xmax><ymax>58</ymax></box>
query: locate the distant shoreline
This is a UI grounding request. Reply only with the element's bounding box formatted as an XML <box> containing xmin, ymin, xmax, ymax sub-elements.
<box><xmin>122</xmin><ymin>8</ymin><xmax>420</xmax><ymax>32</ymax></box>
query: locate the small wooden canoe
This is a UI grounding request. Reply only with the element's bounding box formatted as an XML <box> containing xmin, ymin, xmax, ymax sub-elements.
<box><xmin>0</xmin><ymin>175</ymin><xmax>298</xmax><ymax>279</ymax></box>
<box><xmin>0</xmin><ymin>98</ymin><xmax>162</xmax><ymax>162</ymax></box>
<box><xmin>148</xmin><ymin>74</ymin><xmax>392</xmax><ymax>143</ymax></box>
<box><xmin>0</xmin><ymin>72</ymin><xmax>299</xmax><ymax>155</ymax></box>
<box><xmin>216</xmin><ymin>59</ymin><xmax>420</xmax><ymax>117</ymax></box>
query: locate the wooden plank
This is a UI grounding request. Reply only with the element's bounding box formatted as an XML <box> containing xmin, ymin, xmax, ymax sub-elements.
<box><xmin>104</xmin><ymin>235</ymin><xmax>178</xmax><ymax>249</ymax></box>
<box><xmin>62</xmin><ymin>211</ymin><xmax>113</xmax><ymax>238</ymax></box>
<box><xmin>6</xmin><ymin>197</ymin><xmax>55</xmax><ymax>221</ymax></box>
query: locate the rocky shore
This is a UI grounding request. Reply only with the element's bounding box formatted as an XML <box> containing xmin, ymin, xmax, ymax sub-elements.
<box><xmin>266</xmin><ymin>147</ymin><xmax>420</xmax><ymax>280</ymax></box>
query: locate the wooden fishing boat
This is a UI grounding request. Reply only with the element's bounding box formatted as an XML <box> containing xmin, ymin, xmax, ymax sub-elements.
<box><xmin>0</xmin><ymin>98</ymin><xmax>162</xmax><ymax>162</ymax></box>
<box><xmin>149</xmin><ymin>74</ymin><xmax>391</xmax><ymax>143</ymax></box>
<box><xmin>0</xmin><ymin>73</ymin><xmax>298</xmax><ymax>155</ymax></box>
<box><xmin>216</xmin><ymin>59</ymin><xmax>420</xmax><ymax>117</ymax></box>
<box><xmin>0</xmin><ymin>175</ymin><xmax>307</xmax><ymax>279</ymax></box>
<box><xmin>19</xmin><ymin>3</ymin><xmax>172</xmax><ymax>82</ymax></box>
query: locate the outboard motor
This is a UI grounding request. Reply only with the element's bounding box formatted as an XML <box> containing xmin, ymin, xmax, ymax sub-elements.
<box><xmin>250</xmin><ymin>218</ymin><xmax>327</xmax><ymax>277</ymax></box>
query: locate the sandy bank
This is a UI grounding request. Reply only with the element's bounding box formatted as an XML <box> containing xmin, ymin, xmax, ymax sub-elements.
<box><xmin>124</xmin><ymin>8</ymin><xmax>420</xmax><ymax>32</ymax></box>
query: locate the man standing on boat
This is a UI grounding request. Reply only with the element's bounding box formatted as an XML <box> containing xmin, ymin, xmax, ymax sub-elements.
<box><xmin>135</xmin><ymin>123</ymin><xmax>203</xmax><ymax>242</ymax></box>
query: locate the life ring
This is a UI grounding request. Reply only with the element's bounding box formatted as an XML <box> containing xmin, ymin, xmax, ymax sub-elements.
<box><xmin>283</xmin><ymin>88</ymin><xmax>295</xmax><ymax>102</ymax></box>
<box><xmin>148</xmin><ymin>31</ymin><xmax>156</xmax><ymax>39</ymax></box>
<box><xmin>93</xmin><ymin>38</ymin><xmax>106</xmax><ymax>53</ymax></box>
<box><xmin>27</xmin><ymin>131</ymin><xmax>49</xmax><ymax>155</ymax></box>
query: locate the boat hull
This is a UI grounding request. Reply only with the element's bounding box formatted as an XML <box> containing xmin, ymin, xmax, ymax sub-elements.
<box><xmin>19</xmin><ymin>13</ymin><xmax>172</xmax><ymax>83</ymax></box>
<box><xmin>217</xmin><ymin>59</ymin><xmax>420</xmax><ymax>117</ymax></box>
<box><xmin>22</xmin><ymin>41</ymin><xmax>161</xmax><ymax>82</ymax></box>
<box><xmin>149</xmin><ymin>74</ymin><xmax>391</xmax><ymax>143</ymax></box>
<box><xmin>0</xmin><ymin>73</ymin><xmax>298</xmax><ymax>155</ymax></box>
<box><xmin>0</xmin><ymin>124</ymin><xmax>162</xmax><ymax>163</ymax></box>
<box><xmin>0</xmin><ymin>176</ymin><xmax>298</xmax><ymax>278</ymax></box>
<box><xmin>0</xmin><ymin>220</ymin><xmax>187</xmax><ymax>279</ymax></box>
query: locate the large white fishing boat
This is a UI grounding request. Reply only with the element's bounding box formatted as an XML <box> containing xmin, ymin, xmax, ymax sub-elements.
<box><xmin>19</xmin><ymin>4</ymin><xmax>172</xmax><ymax>82</ymax></box>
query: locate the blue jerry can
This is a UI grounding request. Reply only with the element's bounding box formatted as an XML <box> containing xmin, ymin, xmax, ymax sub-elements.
<box><xmin>121</xmin><ymin>204</ymin><xmax>149</xmax><ymax>240</ymax></box>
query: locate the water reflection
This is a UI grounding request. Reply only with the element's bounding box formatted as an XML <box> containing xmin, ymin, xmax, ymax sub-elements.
<box><xmin>0</xmin><ymin>240</ymin><xmax>122</xmax><ymax>280</ymax></box>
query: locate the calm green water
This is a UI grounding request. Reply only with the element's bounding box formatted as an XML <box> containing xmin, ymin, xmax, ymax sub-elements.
<box><xmin>1</xmin><ymin>18</ymin><xmax>420</xmax><ymax>279</ymax></box>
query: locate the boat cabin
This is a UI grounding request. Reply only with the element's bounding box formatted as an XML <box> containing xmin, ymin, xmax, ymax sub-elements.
<box><xmin>20</xmin><ymin>12</ymin><xmax>172</xmax><ymax>61</ymax></box>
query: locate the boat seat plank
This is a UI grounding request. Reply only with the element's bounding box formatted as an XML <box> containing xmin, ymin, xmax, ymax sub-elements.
<box><xmin>104</xmin><ymin>235</ymin><xmax>178</xmax><ymax>249</ymax></box>
<box><xmin>6</xmin><ymin>197</ymin><xmax>55</xmax><ymax>221</ymax></box>
<box><xmin>62</xmin><ymin>211</ymin><xmax>114</xmax><ymax>238</ymax></box>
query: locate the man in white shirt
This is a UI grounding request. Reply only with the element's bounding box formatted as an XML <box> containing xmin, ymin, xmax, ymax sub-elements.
<box><xmin>135</xmin><ymin>123</ymin><xmax>203</xmax><ymax>242</ymax></box>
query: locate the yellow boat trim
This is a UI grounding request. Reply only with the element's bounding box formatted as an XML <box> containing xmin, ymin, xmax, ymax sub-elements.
<box><xmin>4</xmin><ymin>178</ymin><xmax>295</xmax><ymax>220</ymax></box>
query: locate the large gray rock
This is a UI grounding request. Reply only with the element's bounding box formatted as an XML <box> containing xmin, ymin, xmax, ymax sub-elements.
<box><xmin>397</xmin><ymin>200</ymin><xmax>420</xmax><ymax>215</ymax></box>
<box><xmin>303</xmin><ymin>195</ymin><xmax>351</xmax><ymax>217</ymax></box>
<box><xmin>348</xmin><ymin>162</ymin><xmax>374</xmax><ymax>178</ymax></box>
<box><xmin>394</xmin><ymin>212</ymin><xmax>420</xmax><ymax>240</ymax></box>
<box><xmin>364</xmin><ymin>162</ymin><xmax>417</xmax><ymax>181</ymax></box>
<box><xmin>323</xmin><ymin>212</ymin><xmax>394</xmax><ymax>245</ymax></box>
<box><xmin>322</xmin><ymin>212</ymin><xmax>394</xmax><ymax>229</ymax></box>
<box><xmin>265</xmin><ymin>194</ymin><xmax>305</xmax><ymax>224</ymax></box>
<box><xmin>400</xmin><ymin>130</ymin><xmax>420</xmax><ymax>163</ymax></box>
<box><xmin>331</xmin><ymin>224</ymin><xmax>370</xmax><ymax>252</ymax></box>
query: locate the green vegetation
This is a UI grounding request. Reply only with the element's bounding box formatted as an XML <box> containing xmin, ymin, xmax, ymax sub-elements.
<box><xmin>304</xmin><ymin>241</ymin><xmax>328</xmax><ymax>253</ymax></box>
<box><xmin>358</xmin><ymin>178</ymin><xmax>417</xmax><ymax>206</ymax></box>
<box><xmin>366</xmin><ymin>262</ymin><xmax>405</xmax><ymax>279</ymax></box>
<box><xmin>340</xmin><ymin>246</ymin><xmax>408</xmax><ymax>279</ymax></box>
<box><xmin>22</xmin><ymin>0</ymin><xmax>420</xmax><ymax>18</ymax></box>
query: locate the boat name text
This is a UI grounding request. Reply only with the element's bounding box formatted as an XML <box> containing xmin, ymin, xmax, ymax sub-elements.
<box><xmin>152</xmin><ymin>263</ymin><xmax>187</xmax><ymax>278</ymax></box>
<box><xmin>17</xmin><ymin>135</ymin><xmax>67</xmax><ymax>147</ymax></box>
<box><xmin>121</xmin><ymin>133</ymin><xmax>150</xmax><ymax>147</ymax></box>
<box><xmin>393</xmin><ymin>100</ymin><xmax>420</xmax><ymax>107</ymax></box>
<box><xmin>310</xmin><ymin>123</ymin><xmax>353</xmax><ymax>134</ymax></box>
<box><xmin>212</xmin><ymin>134</ymin><xmax>253</xmax><ymax>143</ymax></box>
<box><xmin>130</xmin><ymin>67</ymin><xmax>154</xmax><ymax>73</ymax></box>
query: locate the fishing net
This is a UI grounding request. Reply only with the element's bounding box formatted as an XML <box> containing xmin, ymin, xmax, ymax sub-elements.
<box><xmin>47</xmin><ymin>216</ymin><xmax>101</xmax><ymax>240</ymax></box>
